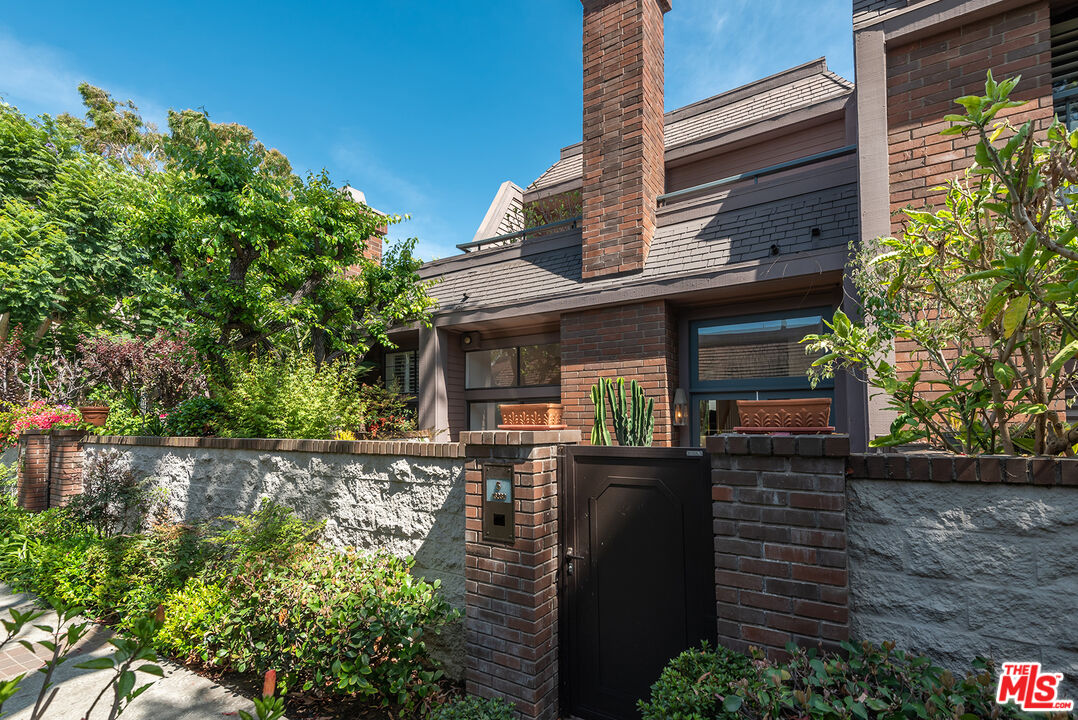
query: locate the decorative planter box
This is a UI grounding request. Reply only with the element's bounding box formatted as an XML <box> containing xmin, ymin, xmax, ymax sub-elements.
<box><xmin>498</xmin><ymin>403</ymin><xmax>566</xmax><ymax>431</ymax></box>
<box><xmin>78</xmin><ymin>406</ymin><xmax>110</xmax><ymax>427</ymax></box>
<box><xmin>734</xmin><ymin>398</ymin><xmax>834</xmax><ymax>434</ymax></box>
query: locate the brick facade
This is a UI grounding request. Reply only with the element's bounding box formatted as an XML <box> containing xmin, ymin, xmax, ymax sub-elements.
<box><xmin>17</xmin><ymin>432</ymin><xmax>49</xmax><ymax>512</ymax></box>
<box><xmin>560</xmin><ymin>299</ymin><xmax>677</xmax><ymax>446</ymax></box>
<box><xmin>15</xmin><ymin>430</ymin><xmax>86</xmax><ymax>511</ymax></box>
<box><xmin>885</xmin><ymin>1</ymin><xmax>1054</xmax><ymax>381</ymax></box>
<box><xmin>707</xmin><ymin>434</ymin><xmax>850</xmax><ymax>659</ymax></box>
<box><xmin>461</xmin><ymin>430</ymin><xmax>579</xmax><ymax>720</ymax></box>
<box><xmin>580</xmin><ymin>0</ymin><xmax>670</xmax><ymax>278</ymax></box>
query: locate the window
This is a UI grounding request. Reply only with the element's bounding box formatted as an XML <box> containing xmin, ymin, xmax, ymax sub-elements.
<box><xmin>1053</xmin><ymin>6</ymin><xmax>1078</xmax><ymax>130</ymax></box>
<box><xmin>385</xmin><ymin>350</ymin><xmax>417</xmax><ymax>394</ymax></box>
<box><xmin>689</xmin><ymin>309</ymin><xmax>834</xmax><ymax>446</ymax></box>
<box><xmin>465</xmin><ymin>343</ymin><xmax>560</xmax><ymax>389</ymax></box>
<box><xmin>464</xmin><ymin>342</ymin><xmax>561</xmax><ymax>430</ymax></box>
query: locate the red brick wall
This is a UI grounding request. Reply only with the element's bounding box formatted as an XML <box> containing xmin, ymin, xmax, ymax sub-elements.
<box><xmin>887</xmin><ymin>1</ymin><xmax>1053</xmax><ymax>227</ymax></box>
<box><xmin>17</xmin><ymin>432</ymin><xmax>49</xmax><ymax>512</ymax></box>
<box><xmin>708</xmin><ymin>434</ymin><xmax>849</xmax><ymax>658</ymax></box>
<box><xmin>48</xmin><ymin>430</ymin><xmax>85</xmax><ymax>508</ymax></box>
<box><xmin>580</xmin><ymin>0</ymin><xmax>669</xmax><ymax>278</ymax></box>
<box><xmin>560</xmin><ymin>300</ymin><xmax>677</xmax><ymax>446</ymax></box>
<box><xmin>886</xmin><ymin>1</ymin><xmax>1053</xmax><ymax>378</ymax></box>
<box><xmin>463</xmin><ymin>433</ymin><xmax>575</xmax><ymax>720</ymax></box>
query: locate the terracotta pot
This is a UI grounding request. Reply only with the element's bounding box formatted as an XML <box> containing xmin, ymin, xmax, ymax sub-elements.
<box><xmin>78</xmin><ymin>405</ymin><xmax>110</xmax><ymax>428</ymax></box>
<box><xmin>498</xmin><ymin>403</ymin><xmax>566</xmax><ymax>431</ymax></box>
<box><xmin>733</xmin><ymin>398</ymin><xmax>834</xmax><ymax>434</ymax></box>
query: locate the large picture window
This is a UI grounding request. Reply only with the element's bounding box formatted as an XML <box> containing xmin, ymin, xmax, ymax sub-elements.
<box><xmin>465</xmin><ymin>343</ymin><xmax>560</xmax><ymax>389</ymax></box>
<box><xmin>464</xmin><ymin>341</ymin><xmax>561</xmax><ymax>430</ymax></box>
<box><xmin>689</xmin><ymin>309</ymin><xmax>834</xmax><ymax>445</ymax></box>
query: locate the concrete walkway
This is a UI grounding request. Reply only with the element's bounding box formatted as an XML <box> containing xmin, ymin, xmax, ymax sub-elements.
<box><xmin>0</xmin><ymin>584</ymin><xmax>259</xmax><ymax>720</ymax></box>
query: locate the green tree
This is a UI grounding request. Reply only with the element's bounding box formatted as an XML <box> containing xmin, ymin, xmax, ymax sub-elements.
<box><xmin>133</xmin><ymin>108</ymin><xmax>434</xmax><ymax>364</ymax></box>
<box><xmin>805</xmin><ymin>73</ymin><xmax>1078</xmax><ymax>455</ymax></box>
<box><xmin>0</xmin><ymin>100</ymin><xmax>151</xmax><ymax>349</ymax></box>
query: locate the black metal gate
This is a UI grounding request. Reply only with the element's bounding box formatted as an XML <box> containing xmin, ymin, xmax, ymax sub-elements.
<box><xmin>559</xmin><ymin>446</ymin><xmax>716</xmax><ymax>720</ymax></box>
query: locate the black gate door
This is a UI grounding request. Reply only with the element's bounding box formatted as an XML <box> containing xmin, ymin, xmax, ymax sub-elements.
<box><xmin>560</xmin><ymin>446</ymin><xmax>715</xmax><ymax>720</ymax></box>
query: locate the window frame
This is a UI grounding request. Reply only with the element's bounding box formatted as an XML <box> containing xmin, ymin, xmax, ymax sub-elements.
<box><xmin>384</xmin><ymin>349</ymin><xmax>418</xmax><ymax>395</ymax></box>
<box><xmin>464</xmin><ymin>342</ymin><xmax>561</xmax><ymax>390</ymax></box>
<box><xmin>688</xmin><ymin>306</ymin><xmax>835</xmax><ymax>394</ymax></box>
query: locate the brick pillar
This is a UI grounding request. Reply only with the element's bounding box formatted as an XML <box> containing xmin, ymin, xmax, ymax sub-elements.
<box><xmin>580</xmin><ymin>0</ymin><xmax>670</xmax><ymax>278</ymax></box>
<box><xmin>461</xmin><ymin>429</ymin><xmax>580</xmax><ymax>720</ymax></box>
<box><xmin>707</xmin><ymin>433</ymin><xmax>850</xmax><ymax>659</ymax></box>
<box><xmin>17</xmin><ymin>431</ymin><xmax>50</xmax><ymax>512</ymax></box>
<box><xmin>48</xmin><ymin>430</ymin><xmax>86</xmax><ymax>508</ymax></box>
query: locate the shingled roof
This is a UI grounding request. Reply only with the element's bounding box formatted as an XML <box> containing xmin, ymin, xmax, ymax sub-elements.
<box><xmin>526</xmin><ymin>57</ymin><xmax>853</xmax><ymax>194</ymax></box>
<box><xmin>422</xmin><ymin>155</ymin><xmax>858</xmax><ymax>317</ymax></box>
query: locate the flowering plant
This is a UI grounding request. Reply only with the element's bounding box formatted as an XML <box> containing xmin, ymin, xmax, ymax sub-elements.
<box><xmin>0</xmin><ymin>400</ymin><xmax>82</xmax><ymax>449</ymax></box>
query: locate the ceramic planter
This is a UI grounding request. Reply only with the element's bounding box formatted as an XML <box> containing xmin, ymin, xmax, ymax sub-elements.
<box><xmin>78</xmin><ymin>405</ymin><xmax>110</xmax><ymax>428</ymax></box>
<box><xmin>498</xmin><ymin>403</ymin><xmax>566</xmax><ymax>430</ymax></box>
<box><xmin>734</xmin><ymin>398</ymin><xmax>834</xmax><ymax>434</ymax></box>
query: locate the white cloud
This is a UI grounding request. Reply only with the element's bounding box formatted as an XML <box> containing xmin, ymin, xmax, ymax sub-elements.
<box><xmin>0</xmin><ymin>28</ymin><xmax>167</xmax><ymax>129</ymax></box>
<box><xmin>665</xmin><ymin>0</ymin><xmax>854</xmax><ymax>110</ymax></box>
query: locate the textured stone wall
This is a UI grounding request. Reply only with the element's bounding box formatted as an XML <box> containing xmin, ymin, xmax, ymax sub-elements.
<box><xmin>0</xmin><ymin>447</ymin><xmax>16</xmax><ymax>495</ymax></box>
<box><xmin>847</xmin><ymin>476</ymin><xmax>1078</xmax><ymax>698</ymax></box>
<box><xmin>83</xmin><ymin>440</ymin><xmax>467</xmax><ymax>676</ymax></box>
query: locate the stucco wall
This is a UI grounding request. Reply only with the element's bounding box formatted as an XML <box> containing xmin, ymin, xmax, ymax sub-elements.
<box><xmin>1</xmin><ymin>447</ymin><xmax>17</xmax><ymax>492</ymax></box>
<box><xmin>83</xmin><ymin>441</ymin><xmax>467</xmax><ymax>676</ymax></box>
<box><xmin>848</xmin><ymin>479</ymin><xmax>1078</xmax><ymax>697</ymax></box>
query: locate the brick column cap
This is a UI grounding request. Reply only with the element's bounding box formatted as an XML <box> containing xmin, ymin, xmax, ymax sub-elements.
<box><xmin>582</xmin><ymin>0</ymin><xmax>671</xmax><ymax>11</ymax></box>
<box><xmin>460</xmin><ymin>429</ymin><xmax>581</xmax><ymax>446</ymax></box>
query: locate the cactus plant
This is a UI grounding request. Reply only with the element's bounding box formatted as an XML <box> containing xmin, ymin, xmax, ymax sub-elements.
<box><xmin>589</xmin><ymin>376</ymin><xmax>654</xmax><ymax>446</ymax></box>
<box><xmin>590</xmin><ymin>379</ymin><xmax>612</xmax><ymax>445</ymax></box>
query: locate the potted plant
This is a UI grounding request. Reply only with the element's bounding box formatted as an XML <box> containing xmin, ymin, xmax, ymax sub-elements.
<box><xmin>734</xmin><ymin>398</ymin><xmax>833</xmax><ymax>434</ymax></box>
<box><xmin>78</xmin><ymin>387</ymin><xmax>112</xmax><ymax>428</ymax></box>
<box><xmin>498</xmin><ymin>403</ymin><xmax>566</xmax><ymax>430</ymax></box>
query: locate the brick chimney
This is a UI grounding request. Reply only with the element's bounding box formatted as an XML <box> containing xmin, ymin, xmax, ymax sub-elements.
<box><xmin>580</xmin><ymin>0</ymin><xmax>670</xmax><ymax>279</ymax></box>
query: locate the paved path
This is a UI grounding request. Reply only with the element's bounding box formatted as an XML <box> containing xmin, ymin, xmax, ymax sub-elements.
<box><xmin>0</xmin><ymin>584</ymin><xmax>260</xmax><ymax>720</ymax></box>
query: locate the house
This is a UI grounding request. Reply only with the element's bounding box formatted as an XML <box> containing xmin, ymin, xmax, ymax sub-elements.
<box><xmin>381</xmin><ymin>0</ymin><xmax>1066</xmax><ymax>449</ymax></box>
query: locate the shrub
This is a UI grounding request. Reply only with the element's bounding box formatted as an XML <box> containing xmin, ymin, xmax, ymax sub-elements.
<box><xmin>638</xmin><ymin>642</ymin><xmax>756</xmax><ymax>720</ymax></box>
<box><xmin>163</xmin><ymin>396</ymin><xmax>222</xmax><ymax>436</ymax></box>
<box><xmin>0</xmin><ymin>400</ymin><xmax>81</xmax><ymax>449</ymax></box>
<box><xmin>79</xmin><ymin>332</ymin><xmax>206</xmax><ymax>410</ymax></box>
<box><xmin>216</xmin><ymin>352</ymin><xmax>364</xmax><ymax>439</ymax></box>
<box><xmin>642</xmin><ymin>641</ymin><xmax>1042</xmax><ymax>720</ymax></box>
<box><xmin>209</xmin><ymin>547</ymin><xmax>456</xmax><ymax>711</ymax></box>
<box><xmin>357</xmin><ymin>383</ymin><xmax>418</xmax><ymax>439</ymax></box>
<box><xmin>67</xmin><ymin>449</ymin><xmax>162</xmax><ymax>536</ymax></box>
<box><xmin>156</xmin><ymin>578</ymin><xmax>228</xmax><ymax>663</ymax></box>
<box><xmin>208</xmin><ymin>499</ymin><xmax>323</xmax><ymax>569</ymax></box>
<box><xmin>430</xmin><ymin>695</ymin><xmax>518</xmax><ymax>720</ymax></box>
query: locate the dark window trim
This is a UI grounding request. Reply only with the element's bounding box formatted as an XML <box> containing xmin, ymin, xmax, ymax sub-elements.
<box><xmin>464</xmin><ymin>385</ymin><xmax>560</xmax><ymax>402</ymax></box>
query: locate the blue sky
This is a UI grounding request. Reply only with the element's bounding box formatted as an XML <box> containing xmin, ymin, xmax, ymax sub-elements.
<box><xmin>0</xmin><ymin>1</ymin><xmax>853</xmax><ymax>261</ymax></box>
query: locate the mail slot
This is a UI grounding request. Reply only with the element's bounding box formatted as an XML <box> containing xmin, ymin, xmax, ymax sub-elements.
<box><xmin>482</xmin><ymin>463</ymin><xmax>515</xmax><ymax>544</ymax></box>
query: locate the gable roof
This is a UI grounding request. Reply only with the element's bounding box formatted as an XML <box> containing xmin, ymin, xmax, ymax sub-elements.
<box><xmin>526</xmin><ymin>58</ymin><xmax>853</xmax><ymax>195</ymax></box>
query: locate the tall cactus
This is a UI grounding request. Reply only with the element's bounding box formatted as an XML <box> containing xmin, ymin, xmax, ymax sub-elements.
<box><xmin>590</xmin><ymin>378</ymin><xmax>612</xmax><ymax>445</ymax></box>
<box><xmin>593</xmin><ymin>376</ymin><xmax>654</xmax><ymax>446</ymax></box>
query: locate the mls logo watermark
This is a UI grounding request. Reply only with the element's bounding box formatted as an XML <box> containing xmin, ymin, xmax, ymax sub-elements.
<box><xmin>997</xmin><ymin>663</ymin><xmax>1074</xmax><ymax>712</ymax></box>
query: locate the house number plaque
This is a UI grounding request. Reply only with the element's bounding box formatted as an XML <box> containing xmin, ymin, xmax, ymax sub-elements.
<box><xmin>482</xmin><ymin>463</ymin><xmax>515</xmax><ymax>544</ymax></box>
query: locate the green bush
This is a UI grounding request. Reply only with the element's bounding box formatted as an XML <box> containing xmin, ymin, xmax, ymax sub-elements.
<box><xmin>209</xmin><ymin>546</ymin><xmax>456</xmax><ymax>711</ymax></box>
<box><xmin>0</xmin><ymin>499</ymin><xmax>458</xmax><ymax>715</ymax></box>
<box><xmin>216</xmin><ymin>353</ymin><xmax>365</xmax><ymax>439</ymax></box>
<box><xmin>156</xmin><ymin>578</ymin><xmax>228</xmax><ymax>663</ymax></box>
<box><xmin>642</xmin><ymin>641</ymin><xmax>1042</xmax><ymax>720</ymax></box>
<box><xmin>430</xmin><ymin>695</ymin><xmax>518</xmax><ymax>720</ymax></box>
<box><xmin>163</xmin><ymin>396</ymin><xmax>223</xmax><ymax>436</ymax></box>
<box><xmin>639</xmin><ymin>642</ymin><xmax>756</xmax><ymax>720</ymax></box>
